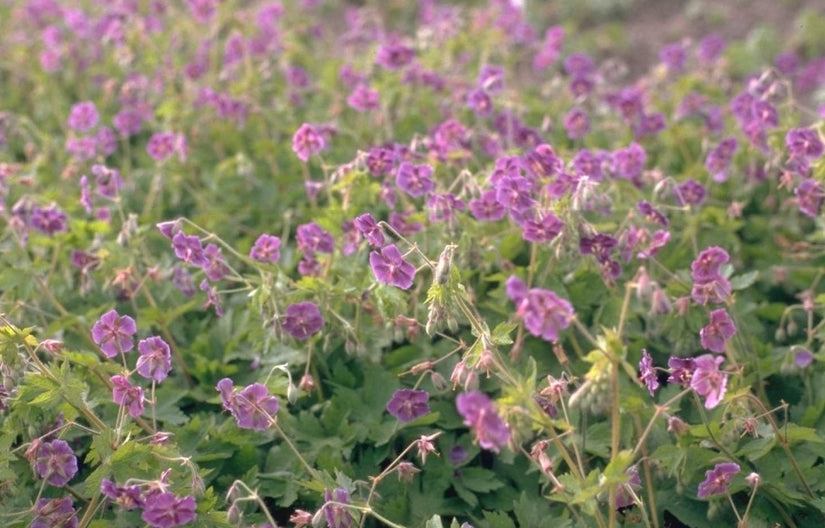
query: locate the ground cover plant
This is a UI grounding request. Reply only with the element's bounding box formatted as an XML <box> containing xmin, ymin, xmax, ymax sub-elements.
<box><xmin>2</xmin><ymin>0</ymin><xmax>825</xmax><ymax>527</ymax></box>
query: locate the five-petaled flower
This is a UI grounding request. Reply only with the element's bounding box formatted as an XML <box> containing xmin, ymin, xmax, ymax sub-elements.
<box><xmin>700</xmin><ymin>309</ymin><xmax>737</xmax><ymax>353</ymax></box>
<box><xmin>369</xmin><ymin>244</ymin><xmax>416</xmax><ymax>289</ymax></box>
<box><xmin>292</xmin><ymin>123</ymin><xmax>325</xmax><ymax>162</ymax></box>
<box><xmin>386</xmin><ymin>389</ymin><xmax>430</xmax><ymax>423</ymax></box>
<box><xmin>456</xmin><ymin>391</ymin><xmax>511</xmax><ymax>453</ymax></box>
<box><xmin>141</xmin><ymin>491</ymin><xmax>198</xmax><ymax>528</ymax></box>
<box><xmin>697</xmin><ymin>462</ymin><xmax>740</xmax><ymax>498</ymax></box>
<box><xmin>249</xmin><ymin>234</ymin><xmax>282</xmax><ymax>263</ymax></box>
<box><xmin>690</xmin><ymin>354</ymin><xmax>728</xmax><ymax>409</ymax></box>
<box><xmin>217</xmin><ymin>378</ymin><xmax>280</xmax><ymax>430</ymax></box>
<box><xmin>111</xmin><ymin>374</ymin><xmax>145</xmax><ymax>417</ymax></box>
<box><xmin>281</xmin><ymin>301</ymin><xmax>324</xmax><ymax>339</ymax></box>
<box><xmin>137</xmin><ymin>336</ymin><xmax>173</xmax><ymax>382</ymax></box>
<box><xmin>34</xmin><ymin>439</ymin><xmax>78</xmax><ymax>487</ymax></box>
<box><xmin>91</xmin><ymin>309</ymin><xmax>137</xmax><ymax>358</ymax></box>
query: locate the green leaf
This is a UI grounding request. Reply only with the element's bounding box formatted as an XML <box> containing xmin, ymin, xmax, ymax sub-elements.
<box><xmin>602</xmin><ymin>449</ymin><xmax>633</xmax><ymax>484</ymax></box>
<box><xmin>491</xmin><ymin>322</ymin><xmax>517</xmax><ymax>345</ymax></box>
<box><xmin>729</xmin><ymin>270</ymin><xmax>758</xmax><ymax>290</ymax></box>
<box><xmin>481</xmin><ymin>510</ymin><xmax>516</xmax><ymax>528</ymax></box>
<box><xmin>783</xmin><ymin>424</ymin><xmax>825</xmax><ymax>444</ymax></box>
<box><xmin>457</xmin><ymin>467</ymin><xmax>505</xmax><ymax>493</ymax></box>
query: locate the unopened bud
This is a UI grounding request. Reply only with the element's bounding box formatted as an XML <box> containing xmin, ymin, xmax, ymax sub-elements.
<box><xmin>430</xmin><ymin>371</ymin><xmax>448</xmax><ymax>391</ymax></box>
<box><xmin>41</xmin><ymin>339</ymin><xmax>63</xmax><ymax>354</ymax></box>
<box><xmin>396</xmin><ymin>461</ymin><xmax>420</xmax><ymax>482</ymax></box>
<box><xmin>227</xmin><ymin>503</ymin><xmax>242</xmax><ymax>524</ymax></box>
<box><xmin>287</xmin><ymin>382</ymin><xmax>299</xmax><ymax>405</ymax></box>
<box><xmin>299</xmin><ymin>374</ymin><xmax>315</xmax><ymax>393</ymax></box>
<box><xmin>667</xmin><ymin>415</ymin><xmax>689</xmax><ymax>436</ymax></box>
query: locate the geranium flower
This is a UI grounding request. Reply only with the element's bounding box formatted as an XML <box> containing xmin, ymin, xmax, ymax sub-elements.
<box><xmin>369</xmin><ymin>244</ymin><xmax>416</xmax><ymax>290</ymax></box>
<box><xmin>91</xmin><ymin>309</ymin><xmax>137</xmax><ymax>358</ymax></box>
<box><xmin>386</xmin><ymin>389</ymin><xmax>430</xmax><ymax>423</ymax></box>
<box><xmin>697</xmin><ymin>462</ymin><xmax>740</xmax><ymax>498</ymax></box>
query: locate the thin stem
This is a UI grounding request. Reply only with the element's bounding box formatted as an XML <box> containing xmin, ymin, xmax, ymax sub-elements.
<box><xmin>272</xmin><ymin>421</ymin><xmax>320</xmax><ymax>481</ymax></box>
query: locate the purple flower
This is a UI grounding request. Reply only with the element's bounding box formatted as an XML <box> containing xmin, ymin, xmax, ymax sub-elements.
<box><xmin>67</xmin><ymin>101</ymin><xmax>99</xmax><ymax>132</ymax></box>
<box><xmin>786</xmin><ymin>127</ymin><xmax>824</xmax><ymax>159</ymax></box>
<box><xmin>795</xmin><ymin>179</ymin><xmax>825</xmax><ymax>217</ymax></box>
<box><xmin>346</xmin><ymin>84</ymin><xmax>379</xmax><ymax>112</ymax></box>
<box><xmin>141</xmin><ymin>492</ymin><xmax>197</xmax><ymax>528</ymax></box>
<box><xmin>34</xmin><ymin>439</ymin><xmax>78</xmax><ymax>487</ymax></box>
<box><xmin>564</xmin><ymin>107</ymin><xmax>590</xmax><ymax>140</ymax></box>
<box><xmin>690</xmin><ymin>354</ymin><xmax>728</xmax><ymax>409</ymax></box>
<box><xmin>674</xmin><ymin>179</ymin><xmax>706</xmax><ymax>206</ymax></box>
<box><xmin>697</xmin><ymin>34</ymin><xmax>726</xmax><ymax>63</ymax></box>
<box><xmin>697</xmin><ymin>462</ymin><xmax>740</xmax><ymax>498</ymax></box>
<box><xmin>580</xmin><ymin>233</ymin><xmax>618</xmax><ymax>263</ymax></box>
<box><xmin>136</xmin><ymin>336</ymin><xmax>172</xmax><ymax>382</ymax></box>
<box><xmin>249</xmin><ymin>234</ymin><xmax>282</xmax><ymax>263</ymax></box>
<box><xmin>478</xmin><ymin>64</ymin><xmax>505</xmax><ymax>93</ymax></box>
<box><xmin>705</xmin><ymin>137</ymin><xmax>738</xmax><ymax>182</ymax></box>
<box><xmin>111</xmin><ymin>375</ymin><xmax>145</xmax><ymax>417</ymax></box>
<box><xmin>200</xmin><ymin>279</ymin><xmax>224</xmax><ymax>316</ymax></box>
<box><xmin>386</xmin><ymin>389</ymin><xmax>430</xmax><ymax>423</ymax></box>
<box><xmin>611</xmin><ymin>143</ymin><xmax>647</xmax><ymax>181</ymax></box>
<box><xmin>637</xmin><ymin>201</ymin><xmax>668</xmax><ymax>226</ymax></box>
<box><xmin>691</xmin><ymin>247</ymin><xmax>730</xmax><ymax>282</ymax></box>
<box><xmin>639</xmin><ymin>349</ymin><xmax>659</xmax><ymax>397</ymax></box>
<box><xmin>172</xmin><ymin>232</ymin><xmax>208</xmax><ymax>267</ymax></box>
<box><xmin>91</xmin><ymin>309</ymin><xmax>136</xmax><ymax>358</ymax></box>
<box><xmin>92</xmin><ymin>164</ymin><xmax>123</xmax><ymax>198</ymax></box>
<box><xmin>186</xmin><ymin>0</ymin><xmax>217</xmax><ymax>23</ymax></box>
<box><xmin>30</xmin><ymin>204</ymin><xmax>68</xmax><ymax>235</ymax></box>
<box><xmin>456</xmin><ymin>391</ymin><xmax>510</xmax><ymax>453</ymax></box>
<box><xmin>466</xmin><ymin>88</ymin><xmax>493</xmax><ymax>117</ymax></box>
<box><xmin>101</xmin><ymin>478</ymin><xmax>143</xmax><ymax>510</ymax></box>
<box><xmin>202</xmin><ymin>244</ymin><xmax>229</xmax><ymax>281</ymax></box>
<box><xmin>375</xmin><ymin>39</ymin><xmax>415</xmax><ymax>70</ymax></box>
<box><xmin>217</xmin><ymin>378</ymin><xmax>280</xmax><ymax>430</ymax></box>
<box><xmin>521</xmin><ymin>212</ymin><xmax>564</xmax><ymax>243</ymax></box>
<box><xmin>323</xmin><ymin>488</ymin><xmax>354</xmax><ymax>528</ymax></box>
<box><xmin>510</xmin><ymin>283</ymin><xmax>574</xmax><ymax>342</ymax></box>
<box><xmin>147</xmin><ymin>132</ymin><xmax>185</xmax><ymax>162</ymax></box>
<box><xmin>469</xmin><ymin>190</ymin><xmax>507</xmax><ymax>221</ymax></box>
<box><xmin>353</xmin><ymin>213</ymin><xmax>384</xmax><ymax>247</ymax></box>
<box><xmin>563</xmin><ymin>52</ymin><xmax>595</xmax><ymax>77</ymax></box>
<box><xmin>667</xmin><ymin>357</ymin><xmax>696</xmax><ymax>387</ymax></box>
<box><xmin>395</xmin><ymin>162</ymin><xmax>434</xmax><ymax>198</ymax></box>
<box><xmin>637</xmin><ymin>230</ymin><xmax>671</xmax><ymax>260</ymax></box>
<box><xmin>700</xmin><ymin>309</ymin><xmax>737</xmax><ymax>353</ymax></box>
<box><xmin>369</xmin><ymin>244</ymin><xmax>416</xmax><ymax>290</ymax></box>
<box><xmin>795</xmin><ymin>348</ymin><xmax>814</xmax><ymax>369</ymax></box>
<box><xmin>494</xmin><ymin>173</ymin><xmax>535</xmax><ymax>213</ymax></box>
<box><xmin>296</xmin><ymin>222</ymin><xmax>335</xmax><ymax>254</ymax></box>
<box><xmin>32</xmin><ymin>497</ymin><xmax>77</xmax><ymax>528</ymax></box>
<box><xmin>366</xmin><ymin>146</ymin><xmax>395</xmax><ymax>176</ymax></box>
<box><xmin>660</xmin><ymin>41</ymin><xmax>687</xmax><ymax>73</ymax></box>
<box><xmin>691</xmin><ymin>276</ymin><xmax>731</xmax><ymax>305</ymax></box>
<box><xmin>292</xmin><ymin>123</ymin><xmax>325</xmax><ymax>162</ymax></box>
<box><xmin>282</xmin><ymin>301</ymin><xmax>324</xmax><ymax>340</ymax></box>
<box><xmin>533</xmin><ymin>25</ymin><xmax>564</xmax><ymax>70</ymax></box>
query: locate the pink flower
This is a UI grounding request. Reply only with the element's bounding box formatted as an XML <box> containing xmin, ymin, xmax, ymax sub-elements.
<box><xmin>690</xmin><ymin>354</ymin><xmax>727</xmax><ymax>409</ymax></box>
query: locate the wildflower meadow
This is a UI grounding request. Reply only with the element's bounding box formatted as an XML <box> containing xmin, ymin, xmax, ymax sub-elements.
<box><xmin>3</xmin><ymin>0</ymin><xmax>825</xmax><ymax>527</ymax></box>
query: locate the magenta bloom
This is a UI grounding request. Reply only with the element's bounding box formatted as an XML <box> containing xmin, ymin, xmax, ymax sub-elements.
<box><xmin>172</xmin><ymin>232</ymin><xmax>208</xmax><ymax>267</ymax></box>
<box><xmin>147</xmin><ymin>132</ymin><xmax>185</xmax><ymax>162</ymax></box>
<box><xmin>292</xmin><ymin>123</ymin><xmax>325</xmax><ymax>162</ymax></box>
<box><xmin>667</xmin><ymin>357</ymin><xmax>696</xmax><ymax>387</ymax></box>
<box><xmin>202</xmin><ymin>244</ymin><xmax>228</xmax><ymax>281</ymax></box>
<box><xmin>691</xmin><ymin>247</ymin><xmax>729</xmax><ymax>282</ymax></box>
<box><xmin>346</xmin><ymin>84</ymin><xmax>380</xmax><ymax>112</ymax></box>
<box><xmin>521</xmin><ymin>212</ymin><xmax>563</xmax><ymax>243</ymax></box>
<box><xmin>91</xmin><ymin>309</ymin><xmax>137</xmax><ymax>358</ymax></box>
<box><xmin>353</xmin><ymin>213</ymin><xmax>384</xmax><ymax>247</ymax></box>
<box><xmin>136</xmin><ymin>336</ymin><xmax>173</xmax><ymax>382</ymax></box>
<box><xmin>34</xmin><ymin>439</ymin><xmax>78</xmax><ymax>487</ymax></box>
<box><xmin>469</xmin><ymin>190</ymin><xmax>507</xmax><ymax>221</ymax></box>
<box><xmin>786</xmin><ymin>127</ymin><xmax>824</xmax><ymax>159</ymax></box>
<box><xmin>323</xmin><ymin>488</ymin><xmax>354</xmax><ymax>528</ymax></box>
<box><xmin>31</xmin><ymin>205</ymin><xmax>68</xmax><ymax>235</ymax></box>
<box><xmin>141</xmin><ymin>492</ymin><xmax>197</xmax><ymax>528</ymax></box>
<box><xmin>296</xmin><ymin>222</ymin><xmax>335</xmax><ymax>254</ymax></box>
<box><xmin>697</xmin><ymin>462</ymin><xmax>740</xmax><ymax>498</ymax></box>
<box><xmin>386</xmin><ymin>389</ymin><xmax>430</xmax><ymax>423</ymax></box>
<box><xmin>249</xmin><ymin>234</ymin><xmax>282</xmax><ymax>263</ymax></box>
<box><xmin>564</xmin><ymin>107</ymin><xmax>590</xmax><ymax>140</ymax></box>
<box><xmin>32</xmin><ymin>497</ymin><xmax>77</xmax><ymax>528</ymax></box>
<box><xmin>456</xmin><ymin>391</ymin><xmax>510</xmax><ymax>453</ymax></box>
<box><xmin>370</xmin><ymin>244</ymin><xmax>416</xmax><ymax>289</ymax></box>
<box><xmin>508</xmin><ymin>279</ymin><xmax>574</xmax><ymax>342</ymax></box>
<box><xmin>111</xmin><ymin>375</ymin><xmax>145</xmax><ymax>417</ymax></box>
<box><xmin>795</xmin><ymin>179</ymin><xmax>825</xmax><ymax>217</ymax></box>
<box><xmin>690</xmin><ymin>354</ymin><xmax>728</xmax><ymax>409</ymax></box>
<box><xmin>674</xmin><ymin>178</ymin><xmax>706</xmax><ymax>206</ymax></box>
<box><xmin>282</xmin><ymin>301</ymin><xmax>324</xmax><ymax>340</ymax></box>
<box><xmin>217</xmin><ymin>378</ymin><xmax>280</xmax><ymax>430</ymax></box>
<box><xmin>101</xmin><ymin>478</ymin><xmax>143</xmax><ymax>510</ymax></box>
<box><xmin>700</xmin><ymin>309</ymin><xmax>737</xmax><ymax>353</ymax></box>
<box><xmin>67</xmin><ymin>101</ymin><xmax>99</xmax><ymax>132</ymax></box>
<box><xmin>395</xmin><ymin>162</ymin><xmax>434</xmax><ymax>198</ymax></box>
<box><xmin>639</xmin><ymin>349</ymin><xmax>659</xmax><ymax>397</ymax></box>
